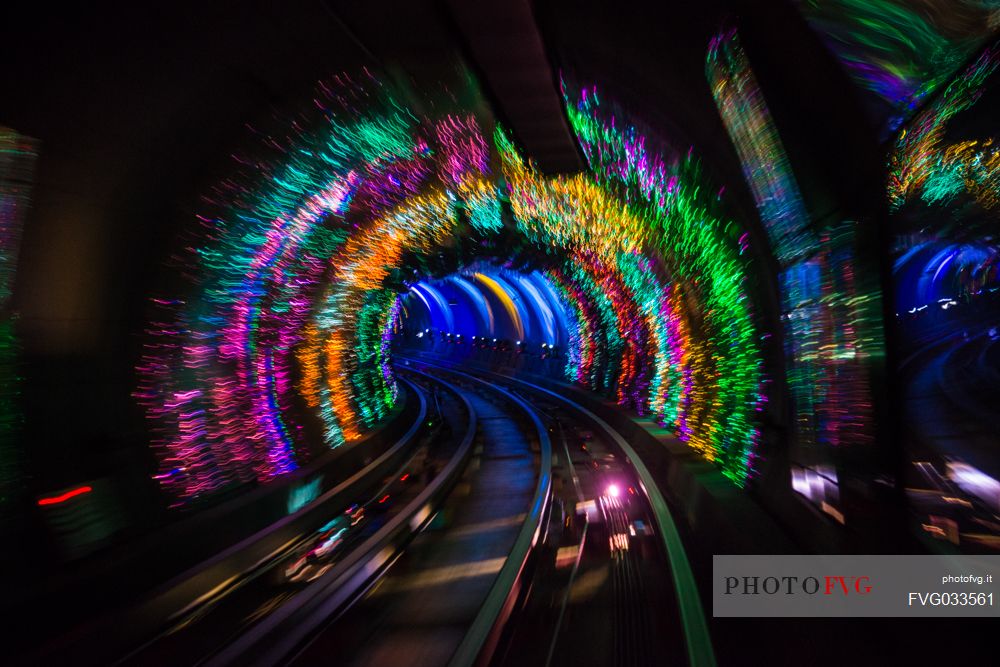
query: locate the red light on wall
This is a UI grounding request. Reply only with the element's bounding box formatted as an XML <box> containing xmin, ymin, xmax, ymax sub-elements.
<box><xmin>37</xmin><ymin>486</ymin><xmax>92</xmax><ymax>506</ymax></box>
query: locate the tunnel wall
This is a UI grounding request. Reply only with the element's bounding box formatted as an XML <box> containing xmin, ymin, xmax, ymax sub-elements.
<box><xmin>120</xmin><ymin>72</ymin><xmax>769</xmax><ymax>513</ymax></box>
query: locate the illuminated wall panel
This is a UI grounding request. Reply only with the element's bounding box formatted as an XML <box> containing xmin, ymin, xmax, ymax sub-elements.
<box><xmin>708</xmin><ymin>29</ymin><xmax>881</xmax><ymax>519</ymax></box>
<box><xmin>0</xmin><ymin>127</ymin><xmax>36</xmax><ymax>513</ymax></box>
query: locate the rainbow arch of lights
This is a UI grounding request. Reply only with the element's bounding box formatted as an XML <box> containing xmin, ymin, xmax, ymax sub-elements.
<box><xmin>136</xmin><ymin>75</ymin><xmax>764</xmax><ymax>505</ymax></box>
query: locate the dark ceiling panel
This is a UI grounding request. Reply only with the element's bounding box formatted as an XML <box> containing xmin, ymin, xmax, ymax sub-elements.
<box><xmin>445</xmin><ymin>0</ymin><xmax>583</xmax><ymax>174</ymax></box>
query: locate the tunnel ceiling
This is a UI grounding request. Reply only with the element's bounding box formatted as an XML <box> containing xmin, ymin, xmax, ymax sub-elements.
<box><xmin>5</xmin><ymin>3</ymin><xmax>996</xmax><ymax>332</ymax></box>
<box><xmin>3</xmin><ymin>1</ymin><xmax>999</xmax><ymax>500</ymax></box>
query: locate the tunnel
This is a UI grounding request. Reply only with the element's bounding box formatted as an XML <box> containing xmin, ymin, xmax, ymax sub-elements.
<box><xmin>3</xmin><ymin>2</ymin><xmax>1000</xmax><ymax>666</ymax></box>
